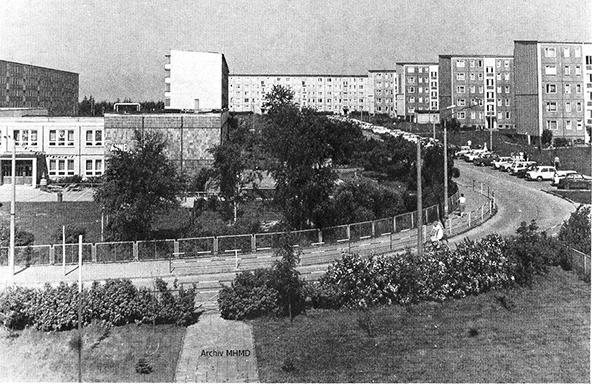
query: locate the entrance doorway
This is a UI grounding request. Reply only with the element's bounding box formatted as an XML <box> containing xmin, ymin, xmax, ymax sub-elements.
<box><xmin>1</xmin><ymin>160</ymin><xmax>34</xmax><ymax>185</ymax></box>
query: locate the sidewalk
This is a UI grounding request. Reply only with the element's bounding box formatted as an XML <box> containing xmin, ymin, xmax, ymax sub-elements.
<box><xmin>175</xmin><ymin>314</ymin><xmax>259</xmax><ymax>382</ymax></box>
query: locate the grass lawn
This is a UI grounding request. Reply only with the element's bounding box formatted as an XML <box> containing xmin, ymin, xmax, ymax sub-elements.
<box><xmin>252</xmin><ymin>267</ymin><xmax>590</xmax><ymax>382</ymax></box>
<box><xmin>0</xmin><ymin>322</ymin><xmax>186</xmax><ymax>382</ymax></box>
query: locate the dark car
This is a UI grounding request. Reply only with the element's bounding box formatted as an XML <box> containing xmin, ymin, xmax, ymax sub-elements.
<box><xmin>473</xmin><ymin>153</ymin><xmax>497</xmax><ymax>166</ymax></box>
<box><xmin>557</xmin><ymin>173</ymin><xmax>592</xmax><ymax>190</ymax></box>
<box><xmin>514</xmin><ymin>163</ymin><xmax>538</xmax><ymax>178</ymax></box>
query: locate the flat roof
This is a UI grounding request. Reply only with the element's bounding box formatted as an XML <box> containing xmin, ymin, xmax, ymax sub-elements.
<box><xmin>229</xmin><ymin>73</ymin><xmax>368</xmax><ymax>78</ymax></box>
<box><xmin>367</xmin><ymin>69</ymin><xmax>395</xmax><ymax>72</ymax></box>
<box><xmin>514</xmin><ymin>40</ymin><xmax>591</xmax><ymax>45</ymax></box>
<box><xmin>439</xmin><ymin>54</ymin><xmax>513</xmax><ymax>59</ymax></box>
<box><xmin>396</xmin><ymin>62</ymin><xmax>438</xmax><ymax>65</ymax></box>
<box><xmin>0</xmin><ymin>59</ymin><xmax>78</xmax><ymax>75</ymax></box>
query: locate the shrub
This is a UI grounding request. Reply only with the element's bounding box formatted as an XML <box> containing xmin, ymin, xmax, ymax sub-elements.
<box><xmin>541</xmin><ymin>129</ymin><xmax>553</xmax><ymax>146</ymax></box>
<box><xmin>558</xmin><ymin>205</ymin><xmax>591</xmax><ymax>254</ymax></box>
<box><xmin>50</xmin><ymin>224</ymin><xmax>88</xmax><ymax>244</ymax></box>
<box><xmin>553</xmin><ymin>137</ymin><xmax>570</xmax><ymax>147</ymax></box>
<box><xmin>0</xmin><ymin>278</ymin><xmax>197</xmax><ymax>331</ymax></box>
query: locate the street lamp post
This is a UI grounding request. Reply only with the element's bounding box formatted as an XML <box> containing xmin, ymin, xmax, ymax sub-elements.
<box><xmin>3</xmin><ymin>135</ymin><xmax>16</xmax><ymax>280</ymax></box>
<box><xmin>443</xmin><ymin>105</ymin><xmax>456</xmax><ymax>218</ymax></box>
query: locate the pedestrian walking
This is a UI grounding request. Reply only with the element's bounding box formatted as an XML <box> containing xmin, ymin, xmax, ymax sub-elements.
<box><xmin>458</xmin><ymin>193</ymin><xmax>466</xmax><ymax>216</ymax></box>
<box><xmin>554</xmin><ymin>156</ymin><xmax>560</xmax><ymax>169</ymax></box>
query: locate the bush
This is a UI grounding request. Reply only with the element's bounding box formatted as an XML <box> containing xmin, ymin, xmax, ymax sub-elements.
<box><xmin>218</xmin><ymin>237</ymin><xmax>306</xmax><ymax>320</ymax></box>
<box><xmin>554</xmin><ymin>137</ymin><xmax>570</xmax><ymax>147</ymax></box>
<box><xmin>558</xmin><ymin>205</ymin><xmax>591</xmax><ymax>254</ymax></box>
<box><xmin>0</xmin><ymin>278</ymin><xmax>197</xmax><ymax>331</ymax></box>
<box><xmin>502</xmin><ymin>221</ymin><xmax>553</xmax><ymax>286</ymax></box>
<box><xmin>541</xmin><ymin>129</ymin><xmax>553</xmax><ymax>146</ymax></box>
<box><xmin>50</xmin><ymin>224</ymin><xmax>87</xmax><ymax>244</ymax></box>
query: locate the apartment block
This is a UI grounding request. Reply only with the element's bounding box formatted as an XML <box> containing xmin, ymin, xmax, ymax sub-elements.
<box><xmin>439</xmin><ymin>55</ymin><xmax>515</xmax><ymax>129</ymax></box>
<box><xmin>367</xmin><ymin>70</ymin><xmax>397</xmax><ymax>116</ymax></box>
<box><xmin>514</xmin><ymin>40</ymin><xmax>592</xmax><ymax>143</ymax></box>
<box><xmin>228</xmin><ymin>74</ymin><xmax>369</xmax><ymax>114</ymax></box>
<box><xmin>396</xmin><ymin>62</ymin><xmax>440</xmax><ymax>123</ymax></box>
<box><xmin>164</xmin><ymin>50</ymin><xmax>229</xmax><ymax>111</ymax></box>
<box><xmin>0</xmin><ymin>60</ymin><xmax>79</xmax><ymax>116</ymax></box>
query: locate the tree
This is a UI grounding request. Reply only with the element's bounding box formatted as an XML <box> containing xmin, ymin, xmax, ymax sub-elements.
<box><xmin>263</xmin><ymin>84</ymin><xmax>296</xmax><ymax>113</ymax></box>
<box><xmin>262</xmin><ymin>96</ymin><xmax>337</xmax><ymax>229</ymax></box>
<box><xmin>541</xmin><ymin>129</ymin><xmax>553</xmax><ymax>146</ymax></box>
<box><xmin>558</xmin><ymin>205</ymin><xmax>591</xmax><ymax>254</ymax></box>
<box><xmin>94</xmin><ymin>130</ymin><xmax>185</xmax><ymax>240</ymax></box>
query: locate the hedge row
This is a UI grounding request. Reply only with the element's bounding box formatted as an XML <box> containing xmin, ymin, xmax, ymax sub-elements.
<box><xmin>0</xmin><ymin>278</ymin><xmax>197</xmax><ymax>331</ymax></box>
<box><xmin>311</xmin><ymin>221</ymin><xmax>569</xmax><ymax>309</ymax></box>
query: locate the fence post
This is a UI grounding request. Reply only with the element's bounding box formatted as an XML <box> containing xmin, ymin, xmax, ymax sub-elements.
<box><xmin>371</xmin><ymin>221</ymin><xmax>375</xmax><ymax>237</ymax></box>
<box><xmin>213</xmin><ymin>237</ymin><xmax>219</xmax><ymax>255</ymax></box>
<box><xmin>133</xmin><ymin>242</ymin><xmax>139</xmax><ymax>261</ymax></box>
<box><xmin>468</xmin><ymin>212</ymin><xmax>471</xmax><ymax>227</ymax></box>
<box><xmin>174</xmin><ymin>240</ymin><xmax>179</xmax><ymax>258</ymax></box>
<box><xmin>318</xmin><ymin>229</ymin><xmax>323</xmax><ymax>244</ymax></box>
<box><xmin>411</xmin><ymin>212</ymin><xmax>414</xmax><ymax>229</ymax></box>
<box><xmin>425</xmin><ymin>208</ymin><xmax>429</xmax><ymax>224</ymax></box>
<box><xmin>346</xmin><ymin>224</ymin><xmax>351</xmax><ymax>241</ymax></box>
<box><xmin>481</xmin><ymin>205</ymin><xmax>484</xmax><ymax>221</ymax></box>
<box><xmin>448</xmin><ymin>218</ymin><xmax>452</xmax><ymax>235</ymax></box>
<box><xmin>422</xmin><ymin>224</ymin><xmax>427</xmax><ymax>244</ymax></box>
<box><xmin>49</xmin><ymin>245</ymin><xmax>55</xmax><ymax>265</ymax></box>
<box><xmin>251</xmin><ymin>234</ymin><xmax>257</xmax><ymax>253</ymax></box>
<box><xmin>92</xmin><ymin>244</ymin><xmax>97</xmax><ymax>263</ymax></box>
<box><xmin>480</xmin><ymin>182</ymin><xmax>483</xmax><ymax>195</ymax></box>
<box><xmin>393</xmin><ymin>216</ymin><xmax>397</xmax><ymax>233</ymax></box>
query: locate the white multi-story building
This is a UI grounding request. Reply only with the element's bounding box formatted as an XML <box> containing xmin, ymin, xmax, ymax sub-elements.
<box><xmin>366</xmin><ymin>70</ymin><xmax>397</xmax><ymax>116</ymax></box>
<box><xmin>396</xmin><ymin>62</ymin><xmax>440</xmax><ymax>123</ymax></box>
<box><xmin>228</xmin><ymin>74</ymin><xmax>369</xmax><ymax>114</ymax></box>
<box><xmin>164</xmin><ymin>50</ymin><xmax>229</xmax><ymax>111</ymax></box>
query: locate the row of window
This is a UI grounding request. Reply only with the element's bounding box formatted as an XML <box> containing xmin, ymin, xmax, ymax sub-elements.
<box><xmin>455</xmin><ymin>111</ymin><xmax>513</xmax><ymax>120</ymax></box>
<box><xmin>406</xmin><ymin>67</ymin><xmax>431</xmax><ymax>74</ymax></box>
<box><xmin>9</xmin><ymin>129</ymin><xmax>103</xmax><ymax>147</ymax></box>
<box><xmin>544</xmin><ymin>65</ymin><xmax>583</xmax><ymax>76</ymax></box>
<box><xmin>456</xmin><ymin>72</ymin><xmax>511</xmax><ymax>82</ymax></box>
<box><xmin>545</xmin><ymin>101</ymin><xmax>584</xmax><ymax>112</ymax></box>
<box><xmin>545</xmin><ymin>83</ymin><xmax>584</xmax><ymax>94</ymax></box>
<box><xmin>457</xmin><ymin>85</ymin><xmax>511</xmax><ymax>94</ymax></box>
<box><xmin>456</xmin><ymin>59</ymin><xmax>511</xmax><ymax>68</ymax></box>
<box><xmin>47</xmin><ymin>159</ymin><xmax>103</xmax><ymax>177</ymax></box>
<box><xmin>544</xmin><ymin>47</ymin><xmax>582</xmax><ymax>58</ymax></box>
<box><xmin>546</xmin><ymin>120</ymin><xmax>584</xmax><ymax>130</ymax></box>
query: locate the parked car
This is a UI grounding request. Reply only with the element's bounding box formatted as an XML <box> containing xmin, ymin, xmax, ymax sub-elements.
<box><xmin>551</xmin><ymin>170</ymin><xmax>578</xmax><ymax>186</ymax></box>
<box><xmin>557</xmin><ymin>173</ymin><xmax>592</xmax><ymax>190</ymax></box>
<box><xmin>526</xmin><ymin>166</ymin><xmax>557</xmax><ymax>181</ymax></box>
<box><xmin>473</xmin><ymin>153</ymin><xmax>498</xmax><ymax>166</ymax></box>
<box><xmin>453</xmin><ymin>146</ymin><xmax>471</xmax><ymax>159</ymax></box>
<box><xmin>514</xmin><ymin>163</ymin><xmax>538</xmax><ymax>178</ymax></box>
<box><xmin>499</xmin><ymin>158</ymin><xmax>520</xmax><ymax>172</ymax></box>
<box><xmin>508</xmin><ymin>161</ymin><xmax>537</xmax><ymax>175</ymax></box>
<box><xmin>464</xmin><ymin>149</ymin><xmax>488</xmax><ymax>162</ymax></box>
<box><xmin>492</xmin><ymin>156</ymin><xmax>513</xmax><ymax>170</ymax></box>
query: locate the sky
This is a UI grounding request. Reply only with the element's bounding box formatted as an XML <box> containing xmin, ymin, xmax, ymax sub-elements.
<box><xmin>0</xmin><ymin>0</ymin><xmax>593</xmax><ymax>101</ymax></box>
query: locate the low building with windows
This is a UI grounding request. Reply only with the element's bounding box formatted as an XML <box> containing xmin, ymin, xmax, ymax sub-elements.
<box><xmin>396</xmin><ymin>62</ymin><xmax>440</xmax><ymax>123</ymax></box>
<box><xmin>439</xmin><ymin>55</ymin><xmax>515</xmax><ymax>130</ymax></box>
<box><xmin>228</xmin><ymin>74</ymin><xmax>369</xmax><ymax>114</ymax></box>
<box><xmin>514</xmin><ymin>40</ymin><xmax>592</xmax><ymax>143</ymax></box>
<box><xmin>0</xmin><ymin>116</ymin><xmax>104</xmax><ymax>186</ymax></box>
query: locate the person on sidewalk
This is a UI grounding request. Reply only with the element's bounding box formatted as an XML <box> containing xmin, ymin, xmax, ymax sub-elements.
<box><xmin>430</xmin><ymin>221</ymin><xmax>445</xmax><ymax>250</ymax></box>
<box><xmin>554</xmin><ymin>156</ymin><xmax>560</xmax><ymax>169</ymax></box>
<box><xmin>458</xmin><ymin>193</ymin><xmax>466</xmax><ymax>216</ymax></box>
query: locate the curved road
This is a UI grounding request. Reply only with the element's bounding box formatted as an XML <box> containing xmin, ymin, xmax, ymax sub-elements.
<box><xmin>453</xmin><ymin>162</ymin><xmax>578</xmax><ymax>240</ymax></box>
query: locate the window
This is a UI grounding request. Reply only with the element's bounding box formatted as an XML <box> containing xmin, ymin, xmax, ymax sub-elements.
<box><xmin>497</xmin><ymin>86</ymin><xmax>502</xmax><ymax>94</ymax></box>
<box><xmin>456</xmin><ymin>73</ymin><xmax>465</xmax><ymax>81</ymax></box>
<box><xmin>505</xmin><ymin>86</ymin><xmax>510</xmax><ymax>93</ymax></box>
<box><xmin>576</xmin><ymin>102</ymin><xmax>582</xmax><ymax>112</ymax></box>
<box><xmin>575</xmin><ymin>66</ymin><xmax>582</xmax><ymax>75</ymax></box>
<box><xmin>575</xmin><ymin>48</ymin><xmax>581</xmax><ymax>57</ymax></box>
<box><xmin>486</xmin><ymin>91</ymin><xmax>494</xmax><ymax>99</ymax></box>
<box><xmin>457</xmin><ymin>98</ymin><xmax>466</xmax><ymax>106</ymax></box>
<box><xmin>418</xmin><ymin>87</ymin><xmax>423</xmax><ymax>93</ymax></box>
<box><xmin>497</xmin><ymin>73</ymin><xmax>502</xmax><ymax>80</ymax></box>
<box><xmin>505</xmin><ymin>99</ymin><xmax>510</xmax><ymax>106</ymax></box>
<box><xmin>565</xmin><ymin>84</ymin><xmax>571</xmax><ymax>94</ymax></box>
<box><xmin>547</xmin><ymin>120</ymin><xmax>558</xmax><ymax>130</ymax></box>
<box><xmin>504</xmin><ymin>73</ymin><xmax>510</xmax><ymax>81</ymax></box>
<box><xmin>12</xmin><ymin>129</ymin><xmax>38</xmax><ymax>146</ymax></box>
<box><xmin>586</xmin><ymin>55</ymin><xmax>592</xmax><ymax>65</ymax></box>
<box><xmin>48</xmin><ymin>129</ymin><xmax>75</xmax><ymax>146</ymax></box>
<box><xmin>576</xmin><ymin>119</ymin><xmax>583</xmax><ymax>130</ymax></box>
<box><xmin>470</xmin><ymin>111</ymin><xmax>476</xmax><ymax>119</ymax></box>
<box><xmin>469</xmin><ymin>85</ymin><xmax>475</xmax><ymax>93</ymax></box>
<box><xmin>565</xmin><ymin>102</ymin><xmax>571</xmax><ymax>112</ymax></box>
<box><xmin>487</xmin><ymin>79</ymin><xmax>494</xmax><ymax>87</ymax></box>
<box><xmin>408</xmin><ymin>87</ymin><xmax>415</xmax><ymax>93</ymax></box>
<box><xmin>563</xmin><ymin>48</ymin><xmax>570</xmax><ymax>57</ymax></box>
<box><xmin>544</xmin><ymin>47</ymin><xmax>556</xmax><ymax>57</ymax></box>
<box><xmin>470</xmin><ymin>60</ymin><xmax>475</xmax><ymax>67</ymax></box>
<box><xmin>408</xmin><ymin>96</ymin><xmax>415</xmax><ymax>103</ymax></box>
<box><xmin>497</xmin><ymin>99</ymin><xmax>502</xmax><ymax>107</ymax></box>
<box><xmin>545</xmin><ymin>65</ymin><xmax>557</xmax><ymax>75</ymax></box>
<box><xmin>566</xmin><ymin>120</ymin><xmax>572</xmax><ymax>130</ymax></box>
<box><xmin>546</xmin><ymin>102</ymin><xmax>557</xmax><ymax>112</ymax></box>
<box><xmin>498</xmin><ymin>112</ymin><xmax>503</xmax><ymax>120</ymax></box>
<box><xmin>478</xmin><ymin>73</ymin><xmax>483</xmax><ymax>81</ymax></box>
<box><xmin>546</xmin><ymin>84</ymin><xmax>557</xmax><ymax>93</ymax></box>
<box><xmin>486</xmin><ymin>105</ymin><xmax>495</xmax><ymax>113</ymax></box>
<box><xmin>470</xmin><ymin>73</ymin><xmax>475</xmax><ymax>81</ymax></box>
<box><xmin>478</xmin><ymin>86</ymin><xmax>484</xmax><ymax>93</ymax></box>
<box><xmin>49</xmin><ymin>159</ymin><xmax>75</xmax><ymax>176</ymax></box>
<box><xmin>471</xmin><ymin>98</ymin><xmax>477</xmax><ymax>105</ymax></box>
<box><xmin>457</xmin><ymin>86</ymin><xmax>465</xmax><ymax>93</ymax></box>
<box><xmin>504</xmin><ymin>60</ymin><xmax>509</xmax><ymax>68</ymax></box>
<box><xmin>457</xmin><ymin>112</ymin><xmax>466</xmax><ymax>119</ymax></box>
<box><xmin>564</xmin><ymin>66</ymin><xmax>571</xmax><ymax>75</ymax></box>
<box><xmin>576</xmin><ymin>84</ymin><xmax>582</xmax><ymax>93</ymax></box>
<box><xmin>407</xmin><ymin>66</ymin><xmax>415</xmax><ymax>73</ymax></box>
<box><xmin>418</xmin><ymin>97</ymin><xmax>423</xmax><ymax>103</ymax></box>
<box><xmin>506</xmin><ymin>112</ymin><xmax>511</xmax><ymax>119</ymax></box>
<box><xmin>456</xmin><ymin>60</ymin><xmax>465</xmax><ymax>68</ymax></box>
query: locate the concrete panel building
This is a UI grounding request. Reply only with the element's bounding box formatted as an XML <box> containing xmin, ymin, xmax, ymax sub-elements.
<box><xmin>0</xmin><ymin>60</ymin><xmax>78</xmax><ymax>116</ymax></box>
<box><xmin>228</xmin><ymin>74</ymin><xmax>369</xmax><ymax>114</ymax></box>
<box><xmin>514</xmin><ymin>40</ymin><xmax>592</xmax><ymax>143</ymax></box>
<box><xmin>103</xmin><ymin>112</ymin><xmax>229</xmax><ymax>174</ymax></box>
<box><xmin>164</xmin><ymin>50</ymin><xmax>229</xmax><ymax>111</ymax></box>
<box><xmin>366</xmin><ymin>70</ymin><xmax>397</xmax><ymax>116</ymax></box>
<box><xmin>396</xmin><ymin>62</ymin><xmax>440</xmax><ymax>123</ymax></box>
<box><xmin>439</xmin><ymin>55</ymin><xmax>515</xmax><ymax>130</ymax></box>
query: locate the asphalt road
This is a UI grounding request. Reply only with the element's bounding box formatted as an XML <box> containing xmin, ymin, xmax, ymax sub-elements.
<box><xmin>454</xmin><ymin>161</ymin><xmax>578</xmax><ymax>239</ymax></box>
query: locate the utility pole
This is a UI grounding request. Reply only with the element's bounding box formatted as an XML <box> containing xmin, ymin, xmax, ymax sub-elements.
<box><xmin>417</xmin><ymin>139</ymin><xmax>423</xmax><ymax>257</ymax></box>
<box><xmin>443</xmin><ymin>118</ymin><xmax>448</xmax><ymax>218</ymax></box>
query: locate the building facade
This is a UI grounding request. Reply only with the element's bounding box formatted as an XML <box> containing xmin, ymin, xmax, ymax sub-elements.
<box><xmin>396</xmin><ymin>62</ymin><xmax>440</xmax><ymax>122</ymax></box>
<box><xmin>0</xmin><ymin>60</ymin><xmax>78</xmax><ymax>116</ymax></box>
<box><xmin>0</xmin><ymin>117</ymin><xmax>104</xmax><ymax>186</ymax></box>
<box><xmin>104</xmin><ymin>112</ymin><xmax>229</xmax><ymax>174</ymax></box>
<box><xmin>514</xmin><ymin>40</ymin><xmax>592</xmax><ymax>143</ymax></box>
<box><xmin>228</xmin><ymin>74</ymin><xmax>369</xmax><ymax>114</ymax></box>
<box><xmin>439</xmin><ymin>55</ymin><xmax>515</xmax><ymax>130</ymax></box>
<box><xmin>164</xmin><ymin>50</ymin><xmax>229</xmax><ymax>111</ymax></box>
<box><xmin>366</xmin><ymin>70</ymin><xmax>397</xmax><ymax>116</ymax></box>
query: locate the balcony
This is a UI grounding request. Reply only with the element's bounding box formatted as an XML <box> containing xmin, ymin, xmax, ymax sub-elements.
<box><xmin>164</xmin><ymin>63</ymin><xmax>171</xmax><ymax>70</ymax></box>
<box><xmin>165</xmin><ymin>77</ymin><xmax>171</xmax><ymax>84</ymax></box>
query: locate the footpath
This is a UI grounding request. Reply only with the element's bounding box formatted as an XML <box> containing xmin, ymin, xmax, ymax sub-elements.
<box><xmin>0</xmin><ymin>184</ymin><xmax>489</xmax><ymax>383</ymax></box>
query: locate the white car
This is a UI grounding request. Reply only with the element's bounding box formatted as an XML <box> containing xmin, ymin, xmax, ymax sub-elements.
<box><xmin>526</xmin><ymin>166</ymin><xmax>557</xmax><ymax>181</ymax></box>
<box><xmin>551</xmin><ymin>170</ymin><xmax>578</xmax><ymax>185</ymax></box>
<box><xmin>454</xmin><ymin>146</ymin><xmax>471</xmax><ymax>158</ymax></box>
<box><xmin>492</xmin><ymin>156</ymin><xmax>513</xmax><ymax>169</ymax></box>
<box><xmin>464</xmin><ymin>149</ymin><xmax>488</xmax><ymax>162</ymax></box>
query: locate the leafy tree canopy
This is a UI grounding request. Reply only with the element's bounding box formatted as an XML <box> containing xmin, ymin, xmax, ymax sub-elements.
<box><xmin>94</xmin><ymin>130</ymin><xmax>185</xmax><ymax>241</ymax></box>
